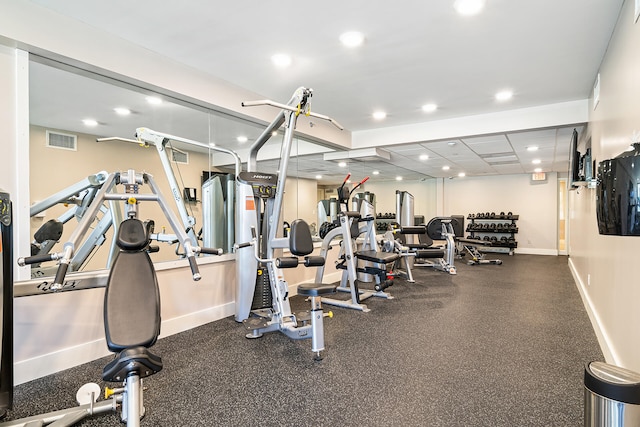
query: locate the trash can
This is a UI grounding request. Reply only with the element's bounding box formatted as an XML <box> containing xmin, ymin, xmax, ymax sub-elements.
<box><xmin>584</xmin><ymin>361</ymin><xmax>640</xmax><ymax>426</ymax></box>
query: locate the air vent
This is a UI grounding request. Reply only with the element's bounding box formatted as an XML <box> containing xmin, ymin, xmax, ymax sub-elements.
<box><xmin>46</xmin><ymin>130</ymin><xmax>77</xmax><ymax>151</ymax></box>
<box><xmin>171</xmin><ymin>149</ymin><xmax>189</xmax><ymax>164</ymax></box>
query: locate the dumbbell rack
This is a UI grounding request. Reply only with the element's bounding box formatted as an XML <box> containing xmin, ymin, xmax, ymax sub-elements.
<box><xmin>375</xmin><ymin>213</ymin><xmax>398</xmax><ymax>233</ymax></box>
<box><xmin>466</xmin><ymin>213</ymin><xmax>518</xmax><ymax>255</ymax></box>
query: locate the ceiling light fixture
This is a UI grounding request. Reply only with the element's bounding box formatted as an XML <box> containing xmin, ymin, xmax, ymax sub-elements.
<box><xmin>527</xmin><ymin>146</ymin><xmax>539</xmax><ymax>152</ymax></box>
<box><xmin>454</xmin><ymin>0</ymin><xmax>486</xmax><ymax>16</ymax></box>
<box><xmin>396</xmin><ymin>176</ymin><xmax>403</xmax><ymax>181</ymax></box>
<box><xmin>532</xmin><ymin>159</ymin><xmax>541</xmax><ymax>164</ymax></box>
<box><xmin>209</xmin><ymin>142</ymin><xmax>216</xmax><ymax>147</ymax></box>
<box><xmin>442</xmin><ymin>165</ymin><xmax>450</xmax><ymax>171</ymax></box>
<box><xmin>113</xmin><ymin>107</ymin><xmax>131</xmax><ymax>115</ymax></box>
<box><xmin>495</xmin><ymin>90</ymin><xmax>513</xmax><ymax>101</ymax></box>
<box><xmin>372</xmin><ymin>111</ymin><xmax>387</xmax><ymax>120</ymax></box>
<box><xmin>146</xmin><ymin>96</ymin><xmax>162</xmax><ymax>105</ymax></box>
<box><xmin>419</xmin><ymin>154</ymin><xmax>429</xmax><ymax>161</ymax></box>
<box><xmin>315</xmin><ymin>175</ymin><xmax>322</xmax><ymax>179</ymax></box>
<box><xmin>237</xmin><ymin>136</ymin><xmax>248</xmax><ymax>143</ymax></box>
<box><xmin>534</xmin><ymin>168</ymin><xmax>542</xmax><ymax>173</ymax></box>
<box><xmin>422</xmin><ymin>103</ymin><xmax>437</xmax><ymax>113</ymax></box>
<box><xmin>458</xmin><ymin>172</ymin><xmax>466</xmax><ymax>177</ymax></box>
<box><xmin>447</xmin><ymin>141</ymin><xmax>457</xmax><ymax>146</ymax></box>
<box><xmin>338</xmin><ymin>161</ymin><xmax>347</xmax><ymax>167</ymax></box>
<box><xmin>372</xmin><ymin>170</ymin><xmax>380</xmax><ymax>175</ymax></box>
<box><xmin>82</xmin><ymin>119</ymin><xmax>98</xmax><ymax>127</ymax></box>
<box><xmin>339</xmin><ymin>31</ymin><xmax>365</xmax><ymax>48</ymax></box>
<box><xmin>271</xmin><ymin>53</ymin><xmax>292</xmax><ymax>68</ymax></box>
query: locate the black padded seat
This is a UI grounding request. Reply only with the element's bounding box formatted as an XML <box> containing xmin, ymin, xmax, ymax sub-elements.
<box><xmin>405</xmin><ymin>243</ymin><xmax>432</xmax><ymax>250</ymax></box>
<box><xmin>415</xmin><ymin>248</ymin><xmax>445</xmax><ymax>259</ymax></box>
<box><xmin>356</xmin><ymin>250</ymin><xmax>399</xmax><ymax>264</ymax></box>
<box><xmin>297</xmin><ymin>283</ymin><xmax>337</xmax><ymax>297</ymax></box>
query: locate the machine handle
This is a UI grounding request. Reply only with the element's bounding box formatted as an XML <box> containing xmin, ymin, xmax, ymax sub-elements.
<box><xmin>199</xmin><ymin>247</ymin><xmax>223</xmax><ymax>255</ymax></box>
<box><xmin>18</xmin><ymin>253</ymin><xmax>60</xmax><ymax>266</ymax></box>
<box><xmin>187</xmin><ymin>256</ymin><xmax>201</xmax><ymax>281</ymax></box>
<box><xmin>52</xmin><ymin>261</ymin><xmax>70</xmax><ymax>289</ymax></box>
<box><xmin>234</xmin><ymin>241</ymin><xmax>253</xmax><ymax>250</ymax></box>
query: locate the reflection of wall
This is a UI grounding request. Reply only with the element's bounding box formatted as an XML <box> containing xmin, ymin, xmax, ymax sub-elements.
<box><xmin>568</xmin><ymin>0</ymin><xmax>640</xmax><ymax>370</ymax></box>
<box><xmin>29</xmin><ymin>125</ymin><xmax>211</xmax><ymax>270</ymax></box>
<box><xmin>283</xmin><ymin>177</ymin><xmax>317</xmax><ymax>231</ymax></box>
<box><xmin>361</xmin><ymin>180</ymin><xmax>437</xmax><ymax>220</ymax></box>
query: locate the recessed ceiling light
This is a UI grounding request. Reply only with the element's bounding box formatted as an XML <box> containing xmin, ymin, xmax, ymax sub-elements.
<box><xmin>113</xmin><ymin>107</ymin><xmax>130</xmax><ymax>115</ymax></box>
<box><xmin>272</xmin><ymin>131</ymin><xmax>278</xmax><ymax>136</ymax></box>
<box><xmin>146</xmin><ymin>96</ymin><xmax>162</xmax><ymax>105</ymax></box>
<box><xmin>534</xmin><ymin>168</ymin><xmax>542</xmax><ymax>173</ymax></box>
<box><xmin>396</xmin><ymin>176</ymin><xmax>403</xmax><ymax>181</ymax></box>
<box><xmin>532</xmin><ymin>159</ymin><xmax>541</xmax><ymax>164</ymax></box>
<box><xmin>271</xmin><ymin>53</ymin><xmax>292</xmax><ymax>68</ymax></box>
<box><xmin>495</xmin><ymin>90</ymin><xmax>513</xmax><ymax>101</ymax></box>
<box><xmin>422</xmin><ymin>103</ymin><xmax>438</xmax><ymax>113</ymax></box>
<box><xmin>82</xmin><ymin>119</ymin><xmax>98</xmax><ymax>127</ymax></box>
<box><xmin>372</xmin><ymin>111</ymin><xmax>387</xmax><ymax>120</ymax></box>
<box><xmin>315</xmin><ymin>175</ymin><xmax>322</xmax><ymax>179</ymax></box>
<box><xmin>338</xmin><ymin>161</ymin><xmax>347</xmax><ymax>167</ymax></box>
<box><xmin>419</xmin><ymin>154</ymin><xmax>429</xmax><ymax>161</ymax></box>
<box><xmin>527</xmin><ymin>146</ymin><xmax>539</xmax><ymax>152</ymax></box>
<box><xmin>454</xmin><ymin>0</ymin><xmax>486</xmax><ymax>16</ymax></box>
<box><xmin>458</xmin><ymin>172</ymin><xmax>466</xmax><ymax>177</ymax></box>
<box><xmin>442</xmin><ymin>165</ymin><xmax>450</xmax><ymax>171</ymax></box>
<box><xmin>237</xmin><ymin>136</ymin><xmax>248</xmax><ymax>143</ymax></box>
<box><xmin>447</xmin><ymin>141</ymin><xmax>457</xmax><ymax>146</ymax></box>
<box><xmin>372</xmin><ymin>170</ymin><xmax>380</xmax><ymax>175</ymax></box>
<box><xmin>339</xmin><ymin>31</ymin><xmax>365</xmax><ymax>48</ymax></box>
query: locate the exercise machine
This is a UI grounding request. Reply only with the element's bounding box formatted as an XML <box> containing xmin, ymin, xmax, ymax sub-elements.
<box><xmin>234</xmin><ymin>87</ymin><xmax>342</xmax><ymax>359</ymax></box>
<box><xmin>456</xmin><ymin>237</ymin><xmax>502</xmax><ymax>265</ymax></box>
<box><xmin>0</xmin><ymin>190</ymin><xmax>13</xmax><ymax>419</ymax></box>
<box><xmin>5</xmin><ymin>170</ymin><xmax>220</xmax><ymax>426</ymax></box>
<box><xmin>315</xmin><ymin>174</ymin><xmax>399</xmax><ymax>312</ymax></box>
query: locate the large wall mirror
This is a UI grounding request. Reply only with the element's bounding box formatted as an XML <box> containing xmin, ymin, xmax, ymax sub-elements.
<box><xmin>26</xmin><ymin>55</ymin><xmax>436</xmax><ymax>278</ymax></box>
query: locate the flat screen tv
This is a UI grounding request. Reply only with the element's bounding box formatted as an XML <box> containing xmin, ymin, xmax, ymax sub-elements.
<box><xmin>568</xmin><ymin>128</ymin><xmax>581</xmax><ymax>189</ymax></box>
<box><xmin>596</xmin><ymin>143</ymin><xmax>640</xmax><ymax>236</ymax></box>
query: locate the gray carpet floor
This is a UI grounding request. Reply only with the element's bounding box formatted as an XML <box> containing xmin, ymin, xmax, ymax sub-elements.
<box><xmin>3</xmin><ymin>254</ymin><xmax>603</xmax><ymax>426</ymax></box>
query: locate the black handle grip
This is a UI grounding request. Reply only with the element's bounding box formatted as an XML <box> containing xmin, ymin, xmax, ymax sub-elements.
<box><xmin>147</xmin><ymin>245</ymin><xmax>160</xmax><ymax>253</ymax></box>
<box><xmin>187</xmin><ymin>256</ymin><xmax>201</xmax><ymax>281</ymax></box>
<box><xmin>53</xmin><ymin>262</ymin><xmax>70</xmax><ymax>287</ymax></box>
<box><xmin>200</xmin><ymin>247</ymin><xmax>223</xmax><ymax>255</ymax></box>
<box><xmin>20</xmin><ymin>253</ymin><xmax>56</xmax><ymax>265</ymax></box>
<box><xmin>235</xmin><ymin>242</ymin><xmax>252</xmax><ymax>249</ymax></box>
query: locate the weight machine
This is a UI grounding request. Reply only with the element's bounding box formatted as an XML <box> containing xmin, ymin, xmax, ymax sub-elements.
<box><xmin>4</xmin><ymin>170</ymin><xmax>221</xmax><ymax>426</ymax></box>
<box><xmin>314</xmin><ymin>174</ymin><xmax>399</xmax><ymax>312</ymax></box>
<box><xmin>234</xmin><ymin>87</ymin><xmax>342</xmax><ymax>360</ymax></box>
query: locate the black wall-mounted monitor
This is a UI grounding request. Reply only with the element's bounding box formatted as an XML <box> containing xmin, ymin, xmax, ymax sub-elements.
<box><xmin>596</xmin><ymin>144</ymin><xmax>640</xmax><ymax>236</ymax></box>
<box><xmin>568</xmin><ymin>128</ymin><xmax>581</xmax><ymax>190</ymax></box>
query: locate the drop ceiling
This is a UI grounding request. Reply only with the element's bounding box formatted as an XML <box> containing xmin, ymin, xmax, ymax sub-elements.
<box><xmin>25</xmin><ymin>0</ymin><xmax>623</xmax><ymax>184</ymax></box>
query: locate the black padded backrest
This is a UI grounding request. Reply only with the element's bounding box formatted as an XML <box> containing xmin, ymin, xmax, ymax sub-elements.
<box><xmin>418</xmin><ymin>231</ymin><xmax>434</xmax><ymax>247</ymax></box>
<box><xmin>289</xmin><ymin>219</ymin><xmax>314</xmax><ymax>256</ymax></box>
<box><xmin>104</xmin><ymin>219</ymin><xmax>160</xmax><ymax>352</ymax></box>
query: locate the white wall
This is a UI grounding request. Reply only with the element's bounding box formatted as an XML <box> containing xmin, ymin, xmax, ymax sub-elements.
<box><xmin>361</xmin><ymin>180</ymin><xmax>438</xmax><ymax>221</ymax></box>
<box><xmin>568</xmin><ymin>0</ymin><xmax>640</xmax><ymax>369</ymax></box>
<box><xmin>444</xmin><ymin>173</ymin><xmax>559</xmax><ymax>254</ymax></box>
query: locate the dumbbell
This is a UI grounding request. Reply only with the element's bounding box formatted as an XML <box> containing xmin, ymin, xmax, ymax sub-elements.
<box><xmin>499</xmin><ymin>211</ymin><xmax>506</xmax><ymax>218</ymax></box>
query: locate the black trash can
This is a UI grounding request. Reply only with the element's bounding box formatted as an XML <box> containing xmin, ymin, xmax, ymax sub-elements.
<box><xmin>584</xmin><ymin>361</ymin><xmax>640</xmax><ymax>426</ymax></box>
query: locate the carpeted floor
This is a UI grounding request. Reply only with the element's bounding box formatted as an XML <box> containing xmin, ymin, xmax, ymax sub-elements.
<box><xmin>3</xmin><ymin>254</ymin><xmax>603</xmax><ymax>426</ymax></box>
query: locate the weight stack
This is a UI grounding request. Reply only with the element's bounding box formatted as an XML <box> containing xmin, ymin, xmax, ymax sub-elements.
<box><xmin>251</xmin><ymin>267</ymin><xmax>272</xmax><ymax>310</ymax></box>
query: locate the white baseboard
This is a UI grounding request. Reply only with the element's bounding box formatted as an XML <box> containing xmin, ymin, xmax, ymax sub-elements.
<box><xmin>568</xmin><ymin>257</ymin><xmax>616</xmax><ymax>364</ymax></box>
<box><xmin>14</xmin><ymin>302</ymin><xmax>235</xmax><ymax>385</ymax></box>
<box><xmin>514</xmin><ymin>248</ymin><xmax>558</xmax><ymax>256</ymax></box>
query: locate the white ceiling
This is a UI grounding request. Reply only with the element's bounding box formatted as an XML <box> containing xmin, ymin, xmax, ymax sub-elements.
<box><xmin>26</xmin><ymin>0</ymin><xmax>623</xmax><ymax>184</ymax></box>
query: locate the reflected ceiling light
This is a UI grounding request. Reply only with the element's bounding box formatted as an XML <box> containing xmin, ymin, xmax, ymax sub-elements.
<box><xmin>209</xmin><ymin>142</ymin><xmax>216</xmax><ymax>147</ymax></box>
<box><xmin>338</xmin><ymin>161</ymin><xmax>347</xmax><ymax>167</ymax></box>
<box><xmin>272</xmin><ymin>131</ymin><xmax>278</xmax><ymax>136</ymax></box>
<box><xmin>237</xmin><ymin>136</ymin><xmax>248</xmax><ymax>143</ymax></box>
<box><xmin>454</xmin><ymin>0</ymin><xmax>486</xmax><ymax>16</ymax></box>
<box><xmin>372</xmin><ymin>170</ymin><xmax>380</xmax><ymax>175</ymax></box>
<box><xmin>339</xmin><ymin>31</ymin><xmax>365</xmax><ymax>48</ymax></box>
<box><xmin>442</xmin><ymin>165</ymin><xmax>450</xmax><ymax>171</ymax></box>
<box><xmin>82</xmin><ymin>119</ymin><xmax>98</xmax><ymax>127</ymax></box>
<box><xmin>458</xmin><ymin>172</ymin><xmax>466</xmax><ymax>177</ymax></box>
<box><xmin>532</xmin><ymin>159</ymin><xmax>541</xmax><ymax>164</ymax></box>
<box><xmin>113</xmin><ymin>107</ymin><xmax>131</xmax><ymax>115</ymax></box>
<box><xmin>271</xmin><ymin>53</ymin><xmax>292</xmax><ymax>68</ymax></box>
<box><xmin>419</xmin><ymin>154</ymin><xmax>429</xmax><ymax>161</ymax></box>
<box><xmin>396</xmin><ymin>176</ymin><xmax>403</xmax><ymax>181</ymax></box>
<box><xmin>422</xmin><ymin>103</ymin><xmax>437</xmax><ymax>113</ymax></box>
<box><xmin>447</xmin><ymin>141</ymin><xmax>457</xmax><ymax>146</ymax></box>
<box><xmin>527</xmin><ymin>146</ymin><xmax>539</xmax><ymax>152</ymax></box>
<box><xmin>315</xmin><ymin>175</ymin><xmax>322</xmax><ymax>179</ymax></box>
<box><xmin>372</xmin><ymin>111</ymin><xmax>387</xmax><ymax>120</ymax></box>
<box><xmin>495</xmin><ymin>90</ymin><xmax>513</xmax><ymax>101</ymax></box>
<box><xmin>146</xmin><ymin>96</ymin><xmax>162</xmax><ymax>105</ymax></box>
<box><xmin>534</xmin><ymin>167</ymin><xmax>542</xmax><ymax>173</ymax></box>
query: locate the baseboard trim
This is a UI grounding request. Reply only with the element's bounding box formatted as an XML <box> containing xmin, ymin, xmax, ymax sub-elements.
<box><xmin>14</xmin><ymin>302</ymin><xmax>235</xmax><ymax>385</ymax></box>
<box><xmin>568</xmin><ymin>257</ymin><xmax>616</xmax><ymax>364</ymax></box>
<box><xmin>514</xmin><ymin>248</ymin><xmax>558</xmax><ymax>256</ymax></box>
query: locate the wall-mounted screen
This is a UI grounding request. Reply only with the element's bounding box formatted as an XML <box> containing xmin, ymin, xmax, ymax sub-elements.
<box><xmin>596</xmin><ymin>144</ymin><xmax>640</xmax><ymax>236</ymax></box>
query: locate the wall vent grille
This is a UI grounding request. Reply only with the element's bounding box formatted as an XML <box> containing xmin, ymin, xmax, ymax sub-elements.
<box><xmin>171</xmin><ymin>149</ymin><xmax>189</xmax><ymax>164</ymax></box>
<box><xmin>46</xmin><ymin>130</ymin><xmax>77</xmax><ymax>151</ymax></box>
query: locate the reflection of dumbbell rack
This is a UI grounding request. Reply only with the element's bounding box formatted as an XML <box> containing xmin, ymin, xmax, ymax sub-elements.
<box><xmin>466</xmin><ymin>212</ymin><xmax>518</xmax><ymax>255</ymax></box>
<box><xmin>375</xmin><ymin>213</ymin><xmax>398</xmax><ymax>233</ymax></box>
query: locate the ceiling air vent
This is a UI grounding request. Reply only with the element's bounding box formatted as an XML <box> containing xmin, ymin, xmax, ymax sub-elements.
<box><xmin>171</xmin><ymin>149</ymin><xmax>189</xmax><ymax>164</ymax></box>
<box><xmin>46</xmin><ymin>130</ymin><xmax>77</xmax><ymax>151</ymax></box>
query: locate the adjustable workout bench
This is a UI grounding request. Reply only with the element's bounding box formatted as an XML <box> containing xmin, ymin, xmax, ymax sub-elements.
<box><xmin>457</xmin><ymin>237</ymin><xmax>503</xmax><ymax>265</ymax></box>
